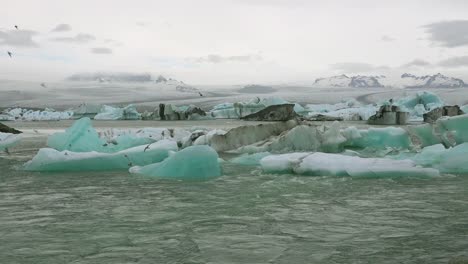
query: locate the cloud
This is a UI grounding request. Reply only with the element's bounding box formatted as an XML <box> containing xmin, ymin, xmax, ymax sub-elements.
<box><xmin>192</xmin><ymin>54</ymin><xmax>263</xmax><ymax>63</ymax></box>
<box><xmin>51</xmin><ymin>23</ymin><xmax>72</xmax><ymax>32</ymax></box>
<box><xmin>91</xmin><ymin>47</ymin><xmax>112</xmax><ymax>54</ymax></box>
<box><xmin>104</xmin><ymin>38</ymin><xmax>123</xmax><ymax>47</ymax></box>
<box><xmin>330</xmin><ymin>62</ymin><xmax>389</xmax><ymax>73</ymax></box>
<box><xmin>423</xmin><ymin>20</ymin><xmax>468</xmax><ymax>47</ymax></box>
<box><xmin>438</xmin><ymin>56</ymin><xmax>468</xmax><ymax>68</ymax></box>
<box><xmin>381</xmin><ymin>35</ymin><xmax>395</xmax><ymax>42</ymax></box>
<box><xmin>136</xmin><ymin>21</ymin><xmax>150</xmax><ymax>27</ymax></box>
<box><xmin>0</xmin><ymin>30</ymin><xmax>39</xmax><ymax>47</ymax></box>
<box><xmin>51</xmin><ymin>33</ymin><xmax>95</xmax><ymax>43</ymax></box>
<box><xmin>402</xmin><ymin>59</ymin><xmax>431</xmax><ymax>68</ymax></box>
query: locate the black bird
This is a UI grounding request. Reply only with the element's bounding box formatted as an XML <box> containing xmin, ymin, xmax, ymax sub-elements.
<box><xmin>14</xmin><ymin>25</ymin><xmax>18</xmax><ymax>30</ymax></box>
<box><xmin>7</xmin><ymin>51</ymin><xmax>12</xmax><ymax>58</ymax></box>
<box><xmin>198</xmin><ymin>92</ymin><xmax>203</xmax><ymax>97</ymax></box>
<box><xmin>143</xmin><ymin>144</ymin><xmax>151</xmax><ymax>152</ymax></box>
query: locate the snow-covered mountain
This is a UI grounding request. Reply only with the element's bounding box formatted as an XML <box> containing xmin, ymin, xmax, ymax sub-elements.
<box><xmin>66</xmin><ymin>72</ymin><xmax>199</xmax><ymax>93</ymax></box>
<box><xmin>67</xmin><ymin>72</ymin><xmax>154</xmax><ymax>83</ymax></box>
<box><xmin>313</xmin><ymin>75</ymin><xmax>385</xmax><ymax>88</ymax></box>
<box><xmin>399</xmin><ymin>73</ymin><xmax>467</xmax><ymax>88</ymax></box>
<box><xmin>313</xmin><ymin>73</ymin><xmax>467</xmax><ymax>89</ymax></box>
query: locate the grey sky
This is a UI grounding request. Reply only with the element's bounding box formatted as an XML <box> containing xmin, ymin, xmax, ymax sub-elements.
<box><xmin>51</xmin><ymin>24</ymin><xmax>72</xmax><ymax>32</ymax></box>
<box><xmin>1</xmin><ymin>0</ymin><xmax>468</xmax><ymax>84</ymax></box>
<box><xmin>91</xmin><ymin>47</ymin><xmax>112</xmax><ymax>54</ymax></box>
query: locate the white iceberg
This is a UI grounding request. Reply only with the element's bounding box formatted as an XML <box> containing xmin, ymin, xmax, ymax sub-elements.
<box><xmin>304</xmin><ymin>99</ymin><xmax>377</xmax><ymax>121</ymax></box>
<box><xmin>261</xmin><ymin>152</ymin><xmax>439</xmax><ymax>177</ymax></box>
<box><xmin>2</xmin><ymin>108</ymin><xmax>73</xmax><ymax>121</ymax></box>
<box><xmin>130</xmin><ymin>145</ymin><xmax>221</xmax><ymax>180</ymax></box>
<box><xmin>0</xmin><ymin>132</ymin><xmax>21</xmax><ymax>152</ymax></box>
<box><xmin>94</xmin><ymin>104</ymin><xmax>141</xmax><ymax>120</ymax></box>
<box><xmin>412</xmin><ymin>143</ymin><xmax>468</xmax><ymax>174</ymax></box>
<box><xmin>209</xmin><ymin>96</ymin><xmax>294</xmax><ymax>119</ymax></box>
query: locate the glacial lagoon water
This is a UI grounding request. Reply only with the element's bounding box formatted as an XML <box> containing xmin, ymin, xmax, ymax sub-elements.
<box><xmin>1</xmin><ymin>120</ymin><xmax>468</xmax><ymax>264</ymax></box>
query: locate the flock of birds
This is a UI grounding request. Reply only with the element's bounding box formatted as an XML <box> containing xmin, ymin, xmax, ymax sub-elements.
<box><xmin>6</xmin><ymin>25</ymin><xmax>19</xmax><ymax>58</ymax></box>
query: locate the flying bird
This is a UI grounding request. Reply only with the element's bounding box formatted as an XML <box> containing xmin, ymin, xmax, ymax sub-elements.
<box><xmin>14</xmin><ymin>25</ymin><xmax>18</xmax><ymax>30</ymax></box>
<box><xmin>143</xmin><ymin>144</ymin><xmax>151</xmax><ymax>152</ymax></box>
<box><xmin>198</xmin><ymin>92</ymin><xmax>203</xmax><ymax>97</ymax></box>
<box><xmin>40</xmin><ymin>83</ymin><xmax>47</xmax><ymax>88</ymax></box>
<box><xmin>7</xmin><ymin>51</ymin><xmax>12</xmax><ymax>58</ymax></box>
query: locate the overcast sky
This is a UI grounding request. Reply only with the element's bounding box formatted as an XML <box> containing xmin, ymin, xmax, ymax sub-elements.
<box><xmin>2</xmin><ymin>0</ymin><xmax>468</xmax><ymax>84</ymax></box>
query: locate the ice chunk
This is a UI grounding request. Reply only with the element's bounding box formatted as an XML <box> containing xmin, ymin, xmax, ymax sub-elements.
<box><xmin>69</xmin><ymin>103</ymin><xmax>103</xmax><ymax>119</ymax></box>
<box><xmin>412</xmin><ymin>143</ymin><xmax>468</xmax><ymax>174</ymax></box>
<box><xmin>193</xmin><ymin>129</ymin><xmax>227</xmax><ymax>146</ymax></box>
<box><xmin>129</xmin><ymin>145</ymin><xmax>221</xmax><ymax>180</ymax></box>
<box><xmin>342</xmin><ymin>126</ymin><xmax>411</xmax><ymax>149</ymax></box>
<box><xmin>209</xmin><ymin>96</ymin><xmax>292</xmax><ymax>119</ymax></box>
<box><xmin>94</xmin><ymin>104</ymin><xmax>141</xmax><ymax>120</ymax></box>
<box><xmin>395</xmin><ymin>91</ymin><xmax>443</xmax><ymax>110</ymax></box>
<box><xmin>0</xmin><ymin>132</ymin><xmax>21</xmax><ymax>151</ymax></box>
<box><xmin>435</xmin><ymin>114</ymin><xmax>468</xmax><ymax>147</ymax></box>
<box><xmin>260</xmin><ymin>152</ymin><xmax>309</xmax><ymax>173</ymax></box>
<box><xmin>3</xmin><ymin>107</ymin><xmax>73</xmax><ymax>121</ymax></box>
<box><xmin>230</xmin><ymin>152</ymin><xmax>271</xmax><ymax>166</ymax></box>
<box><xmin>261</xmin><ymin>152</ymin><xmax>439</xmax><ymax>177</ymax></box>
<box><xmin>23</xmin><ymin>140</ymin><xmax>178</xmax><ymax>172</ymax></box>
<box><xmin>268</xmin><ymin>125</ymin><xmax>321</xmax><ymax>152</ymax></box>
<box><xmin>47</xmin><ymin>118</ymin><xmax>107</xmax><ymax>152</ymax></box>
<box><xmin>407</xmin><ymin>124</ymin><xmax>441</xmax><ymax>147</ymax></box>
<box><xmin>394</xmin><ymin>91</ymin><xmax>444</xmax><ymax>120</ymax></box>
<box><xmin>48</xmin><ymin>118</ymin><xmax>156</xmax><ymax>153</ymax></box>
<box><xmin>321</xmin><ymin>121</ymin><xmax>346</xmax><ymax>152</ymax></box>
<box><xmin>210</xmin><ymin>120</ymin><xmax>298</xmax><ymax>152</ymax></box>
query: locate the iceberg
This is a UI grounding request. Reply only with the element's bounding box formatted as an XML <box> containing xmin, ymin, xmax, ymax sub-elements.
<box><xmin>412</xmin><ymin>143</ymin><xmax>468</xmax><ymax>174</ymax></box>
<box><xmin>210</xmin><ymin>120</ymin><xmax>298</xmax><ymax>152</ymax></box>
<box><xmin>230</xmin><ymin>152</ymin><xmax>271</xmax><ymax>166</ymax></box>
<box><xmin>304</xmin><ymin>99</ymin><xmax>377</xmax><ymax>121</ymax></box>
<box><xmin>407</xmin><ymin>124</ymin><xmax>441</xmax><ymax>147</ymax></box>
<box><xmin>130</xmin><ymin>145</ymin><xmax>221</xmax><ymax>180</ymax></box>
<box><xmin>209</xmin><ymin>96</ymin><xmax>293</xmax><ymax>119</ymax></box>
<box><xmin>94</xmin><ymin>104</ymin><xmax>141</xmax><ymax>120</ymax></box>
<box><xmin>342</xmin><ymin>126</ymin><xmax>411</xmax><ymax>150</ymax></box>
<box><xmin>23</xmin><ymin>140</ymin><xmax>178</xmax><ymax>172</ymax></box>
<box><xmin>393</xmin><ymin>91</ymin><xmax>444</xmax><ymax>120</ymax></box>
<box><xmin>69</xmin><ymin>103</ymin><xmax>103</xmax><ymax>119</ymax></box>
<box><xmin>2</xmin><ymin>108</ymin><xmax>73</xmax><ymax>121</ymax></box>
<box><xmin>0</xmin><ymin>132</ymin><xmax>21</xmax><ymax>152</ymax></box>
<box><xmin>47</xmin><ymin>118</ymin><xmax>161</xmax><ymax>153</ymax></box>
<box><xmin>261</xmin><ymin>152</ymin><xmax>439</xmax><ymax>177</ymax></box>
<box><xmin>435</xmin><ymin>114</ymin><xmax>468</xmax><ymax>147</ymax></box>
<box><xmin>47</xmin><ymin>118</ymin><xmax>106</xmax><ymax>152</ymax></box>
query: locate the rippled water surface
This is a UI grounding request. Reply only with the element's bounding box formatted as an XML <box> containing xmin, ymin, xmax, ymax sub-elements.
<box><xmin>1</xmin><ymin>121</ymin><xmax>468</xmax><ymax>264</ymax></box>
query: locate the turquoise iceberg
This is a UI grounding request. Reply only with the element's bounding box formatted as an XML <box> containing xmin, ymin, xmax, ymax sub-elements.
<box><xmin>47</xmin><ymin>118</ymin><xmax>156</xmax><ymax>153</ymax></box>
<box><xmin>23</xmin><ymin>140</ymin><xmax>178</xmax><ymax>172</ymax></box>
<box><xmin>230</xmin><ymin>152</ymin><xmax>271</xmax><ymax>166</ymax></box>
<box><xmin>412</xmin><ymin>143</ymin><xmax>468</xmax><ymax>174</ymax></box>
<box><xmin>343</xmin><ymin>126</ymin><xmax>411</xmax><ymax>149</ymax></box>
<box><xmin>130</xmin><ymin>145</ymin><xmax>221</xmax><ymax>180</ymax></box>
